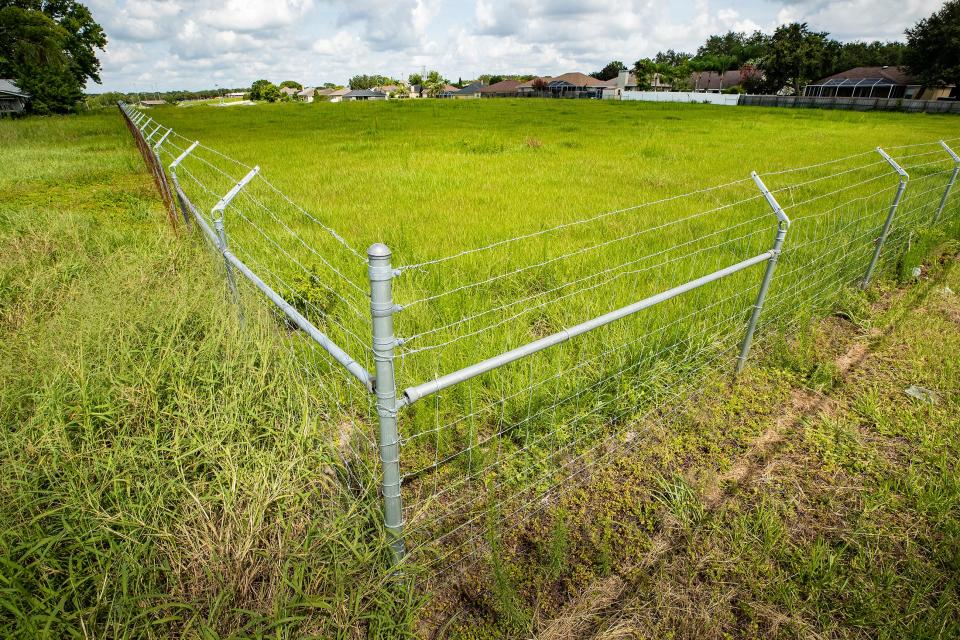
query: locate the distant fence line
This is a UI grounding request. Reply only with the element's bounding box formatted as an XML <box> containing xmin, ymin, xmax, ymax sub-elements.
<box><xmin>739</xmin><ymin>93</ymin><xmax>960</xmax><ymax>114</ymax></box>
<box><xmin>616</xmin><ymin>90</ymin><xmax>960</xmax><ymax>113</ymax></box>
<box><xmin>116</xmin><ymin>101</ymin><xmax>960</xmax><ymax>576</ymax></box>
<box><xmin>620</xmin><ymin>91</ymin><xmax>741</xmax><ymax>106</ymax></box>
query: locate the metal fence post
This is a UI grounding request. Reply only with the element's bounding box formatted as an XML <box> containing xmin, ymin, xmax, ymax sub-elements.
<box><xmin>933</xmin><ymin>140</ymin><xmax>960</xmax><ymax>224</ymax></box>
<box><xmin>862</xmin><ymin>147</ymin><xmax>909</xmax><ymax>289</ymax></box>
<box><xmin>735</xmin><ymin>172</ymin><xmax>791</xmax><ymax>374</ymax></box>
<box><xmin>214</xmin><ymin>216</ymin><xmax>240</xmax><ymax>303</ymax></box>
<box><xmin>368</xmin><ymin>243</ymin><xmax>406</xmax><ymax>562</ymax></box>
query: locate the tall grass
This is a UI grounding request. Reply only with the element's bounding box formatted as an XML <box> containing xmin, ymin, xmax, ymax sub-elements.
<box><xmin>139</xmin><ymin>100</ymin><xmax>960</xmax><ymax>572</ymax></box>
<box><xmin>0</xmin><ymin>111</ymin><xmax>417</xmax><ymax>638</ymax></box>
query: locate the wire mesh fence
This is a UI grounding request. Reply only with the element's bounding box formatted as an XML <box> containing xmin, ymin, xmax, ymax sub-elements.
<box><xmin>117</xmin><ymin>102</ymin><xmax>960</xmax><ymax>579</ymax></box>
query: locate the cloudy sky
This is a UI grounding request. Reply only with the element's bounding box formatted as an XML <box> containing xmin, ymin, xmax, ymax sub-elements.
<box><xmin>86</xmin><ymin>0</ymin><xmax>943</xmax><ymax>93</ymax></box>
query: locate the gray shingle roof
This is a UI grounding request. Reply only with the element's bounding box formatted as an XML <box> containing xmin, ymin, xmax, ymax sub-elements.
<box><xmin>0</xmin><ymin>79</ymin><xmax>29</xmax><ymax>98</ymax></box>
<box><xmin>344</xmin><ymin>89</ymin><xmax>386</xmax><ymax>98</ymax></box>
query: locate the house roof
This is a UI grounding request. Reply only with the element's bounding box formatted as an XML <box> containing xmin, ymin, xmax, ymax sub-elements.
<box><xmin>478</xmin><ymin>79</ymin><xmax>522</xmax><ymax>94</ymax></box>
<box><xmin>548</xmin><ymin>72</ymin><xmax>609</xmax><ymax>88</ymax></box>
<box><xmin>328</xmin><ymin>88</ymin><xmax>350</xmax><ymax>96</ymax></box>
<box><xmin>0</xmin><ymin>79</ymin><xmax>29</xmax><ymax>98</ymax></box>
<box><xmin>297</xmin><ymin>87</ymin><xmax>316</xmax><ymax>96</ymax></box>
<box><xmin>344</xmin><ymin>89</ymin><xmax>386</xmax><ymax>98</ymax></box>
<box><xmin>598</xmin><ymin>72</ymin><xmax>639</xmax><ymax>88</ymax></box>
<box><xmin>690</xmin><ymin>70</ymin><xmax>745</xmax><ymax>91</ymax></box>
<box><xmin>517</xmin><ymin>76</ymin><xmax>552</xmax><ymax>89</ymax></box>
<box><xmin>454</xmin><ymin>81</ymin><xmax>485</xmax><ymax>95</ymax></box>
<box><xmin>811</xmin><ymin>66</ymin><xmax>918</xmax><ymax>87</ymax></box>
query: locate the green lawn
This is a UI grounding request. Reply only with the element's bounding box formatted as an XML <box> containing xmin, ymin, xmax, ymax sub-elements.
<box><xmin>1</xmin><ymin>103</ymin><xmax>959</xmax><ymax>638</ymax></box>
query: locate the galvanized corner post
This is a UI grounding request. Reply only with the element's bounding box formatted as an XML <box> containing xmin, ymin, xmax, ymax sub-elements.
<box><xmin>367</xmin><ymin>243</ymin><xmax>406</xmax><ymax>562</ymax></box>
<box><xmin>862</xmin><ymin>147</ymin><xmax>909</xmax><ymax>289</ymax></box>
<box><xmin>933</xmin><ymin>140</ymin><xmax>960</xmax><ymax>224</ymax></box>
<box><xmin>736</xmin><ymin>171</ymin><xmax>791</xmax><ymax>375</ymax></box>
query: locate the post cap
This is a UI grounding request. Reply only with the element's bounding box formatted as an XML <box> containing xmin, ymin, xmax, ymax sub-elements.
<box><xmin>367</xmin><ymin>243</ymin><xmax>391</xmax><ymax>258</ymax></box>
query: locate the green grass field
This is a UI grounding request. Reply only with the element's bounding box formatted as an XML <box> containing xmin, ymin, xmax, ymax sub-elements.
<box><xmin>2</xmin><ymin>102</ymin><xmax>959</xmax><ymax>638</ymax></box>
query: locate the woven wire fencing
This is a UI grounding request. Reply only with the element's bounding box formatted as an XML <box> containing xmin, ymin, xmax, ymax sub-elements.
<box><xmin>118</xmin><ymin>102</ymin><xmax>960</xmax><ymax>578</ymax></box>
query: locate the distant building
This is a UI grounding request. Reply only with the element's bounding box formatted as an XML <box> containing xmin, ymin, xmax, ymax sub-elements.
<box><xmin>516</xmin><ymin>73</ymin><xmax>611</xmax><ymax>98</ymax></box>
<box><xmin>342</xmin><ymin>89</ymin><xmax>387</xmax><ymax>101</ymax></box>
<box><xmin>601</xmin><ymin>71</ymin><xmax>640</xmax><ymax>99</ymax></box>
<box><xmin>297</xmin><ymin>87</ymin><xmax>316</xmax><ymax>102</ymax></box>
<box><xmin>279</xmin><ymin>86</ymin><xmax>300</xmax><ymax>98</ymax></box>
<box><xmin>0</xmin><ymin>79</ymin><xmax>29</xmax><ymax>114</ymax></box>
<box><xmin>225</xmin><ymin>92</ymin><xmax>245</xmax><ymax>98</ymax></box>
<box><xmin>327</xmin><ymin>88</ymin><xmax>350</xmax><ymax>103</ymax></box>
<box><xmin>477</xmin><ymin>79</ymin><xmax>523</xmax><ymax>98</ymax></box>
<box><xmin>437</xmin><ymin>84</ymin><xmax>459</xmax><ymax>98</ymax></box>
<box><xmin>803</xmin><ymin>66</ymin><xmax>952</xmax><ymax>100</ymax></box>
<box><xmin>140</xmin><ymin>99</ymin><xmax>166</xmax><ymax>107</ymax></box>
<box><xmin>452</xmin><ymin>81</ymin><xmax>484</xmax><ymax>98</ymax></box>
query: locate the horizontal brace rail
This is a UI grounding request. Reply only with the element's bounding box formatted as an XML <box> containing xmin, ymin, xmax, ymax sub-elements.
<box><xmin>169</xmin><ymin>176</ymin><xmax>373</xmax><ymax>389</ymax></box>
<box><xmin>221</xmin><ymin>250</ymin><xmax>372</xmax><ymax>388</ymax></box>
<box><xmin>401</xmin><ymin>250</ymin><xmax>773</xmax><ymax>406</ymax></box>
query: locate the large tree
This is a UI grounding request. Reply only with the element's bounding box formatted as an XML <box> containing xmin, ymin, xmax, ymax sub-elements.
<box><xmin>0</xmin><ymin>0</ymin><xmax>105</xmax><ymax>114</ymax></box>
<box><xmin>590</xmin><ymin>60</ymin><xmax>627</xmax><ymax>81</ymax></box>
<box><xmin>762</xmin><ymin>23</ymin><xmax>833</xmax><ymax>95</ymax></box>
<box><xmin>905</xmin><ymin>0</ymin><xmax>960</xmax><ymax>89</ymax></box>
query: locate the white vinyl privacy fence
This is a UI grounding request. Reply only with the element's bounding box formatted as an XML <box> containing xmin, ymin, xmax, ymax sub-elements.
<box><xmin>118</xmin><ymin>102</ymin><xmax>960</xmax><ymax>573</ymax></box>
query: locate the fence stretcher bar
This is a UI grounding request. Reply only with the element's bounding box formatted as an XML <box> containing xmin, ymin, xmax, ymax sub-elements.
<box><xmin>401</xmin><ymin>250</ymin><xmax>773</xmax><ymax>407</ymax></box>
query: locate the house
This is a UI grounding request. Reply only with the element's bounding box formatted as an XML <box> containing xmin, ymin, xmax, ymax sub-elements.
<box><xmin>225</xmin><ymin>91</ymin><xmax>245</xmax><ymax>98</ymax></box>
<box><xmin>342</xmin><ymin>89</ymin><xmax>386</xmax><ymax>101</ymax></box>
<box><xmin>689</xmin><ymin>70</ymin><xmax>745</xmax><ymax>93</ymax></box>
<box><xmin>517</xmin><ymin>72</ymin><xmax>612</xmax><ymax>98</ymax></box>
<box><xmin>297</xmin><ymin>87</ymin><xmax>316</xmax><ymax>102</ymax></box>
<box><xmin>327</xmin><ymin>88</ymin><xmax>350</xmax><ymax>103</ymax></box>
<box><xmin>477</xmin><ymin>79</ymin><xmax>522</xmax><ymax>97</ymax></box>
<box><xmin>434</xmin><ymin>84</ymin><xmax>459</xmax><ymax>98</ymax></box>
<box><xmin>544</xmin><ymin>72</ymin><xmax>609</xmax><ymax>98</ymax></box>
<box><xmin>452</xmin><ymin>81</ymin><xmax>485</xmax><ymax>98</ymax></box>
<box><xmin>140</xmin><ymin>99</ymin><xmax>166</xmax><ymax>107</ymax></box>
<box><xmin>601</xmin><ymin>71</ymin><xmax>639</xmax><ymax>98</ymax></box>
<box><xmin>279</xmin><ymin>86</ymin><xmax>300</xmax><ymax>98</ymax></box>
<box><xmin>517</xmin><ymin>76</ymin><xmax>552</xmax><ymax>96</ymax></box>
<box><xmin>802</xmin><ymin>66</ymin><xmax>951</xmax><ymax>100</ymax></box>
<box><xmin>0</xmin><ymin>79</ymin><xmax>29</xmax><ymax>114</ymax></box>
<box><xmin>375</xmin><ymin>84</ymin><xmax>400</xmax><ymax>98</ymax></box>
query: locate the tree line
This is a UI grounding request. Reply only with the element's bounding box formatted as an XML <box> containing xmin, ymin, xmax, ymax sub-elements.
<box><xmin>599</xmin><ymin>4</ymin><xmax>959</xmax><ymax>95</ymax></box>
<box><xmin>3</xmin><ymin>0</ymin><xmax>959</xmax><ymax>114</ymax></box>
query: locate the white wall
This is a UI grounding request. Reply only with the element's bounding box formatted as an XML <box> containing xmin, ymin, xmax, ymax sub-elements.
<box><xmin>620</xmin><ymin>91</ymin><xmax>741</xmax><ymax>106</ymax></box>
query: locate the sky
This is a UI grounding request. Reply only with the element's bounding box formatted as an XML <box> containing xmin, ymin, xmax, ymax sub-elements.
<box><xmin>85</xmin><ymin>0</ymin><xmax>945</xmax><ymax>93</ymax></box>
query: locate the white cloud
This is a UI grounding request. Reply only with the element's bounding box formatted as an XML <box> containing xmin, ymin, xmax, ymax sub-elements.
<box><xmin>87</xmin><ymin>0</ymin><xmax>938</xmax><ymax>92</ymax></box>
<box><xmin>197</xmin><ymin>0</ymin><xmax>315</xmax><ymax>32</ymax></box>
